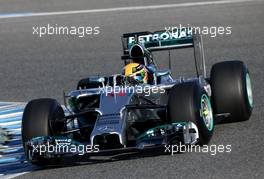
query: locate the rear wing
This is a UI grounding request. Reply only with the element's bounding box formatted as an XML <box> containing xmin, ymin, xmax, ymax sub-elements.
<box><xmin>121</xmin><ymin>28</ymin><xmax>207</xmax><ymax>77</ymax></box>
<box><xmin>122</xmin><ymin>28</ymin><xmax>194</xmax><ymax>52</ymax></box>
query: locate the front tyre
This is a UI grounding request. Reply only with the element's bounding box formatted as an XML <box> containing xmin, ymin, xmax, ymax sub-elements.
<box><xmin>22</xmin><ymin>98</ymin><xmax>65</xmax><ymax>165</ymax></box>
<box><xmin>168</xmin><ymin>82</ymin><xmax>214</xmax><ymax>145</ymax></box>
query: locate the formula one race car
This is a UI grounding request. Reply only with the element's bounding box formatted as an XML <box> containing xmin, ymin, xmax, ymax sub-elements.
<box><xmin>22</xmin><ymin>28</ymin><xmax>253</xmax><ymax>165</ymax></box>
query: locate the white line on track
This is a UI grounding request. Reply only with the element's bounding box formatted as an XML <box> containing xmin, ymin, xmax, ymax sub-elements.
<box><xmin>0</xmin><ymin>120</ymin><xmax>21</xmax><ymax>127</ymax></box>
<box><xmin>0</xmin><ymin>105</ymin><xmax>24</xmax><ymax>110</ymax></box>
<box><xmin>2</xmin><ymin>172</ymin><xmax>30</xmax><ymax>179</ymax></box>
<box><xmin>0</xmin><ymin>112</ymin><xmax>23</xmax><ymax>119</ymax></box>
<box><xmin>0</xmin><ymin>0</ymin><xmax>261</xmax><ymax>19</ymax></box>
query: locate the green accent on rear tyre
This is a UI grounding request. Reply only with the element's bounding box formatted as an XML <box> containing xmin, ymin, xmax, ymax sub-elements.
<box><xmin>246</xmin><ymin>73</ymin><xmax>253</xmax><ymax>108</ymax></box>
<box><xmin>200</xmin><ymin>94</ymin><xmax>214</xmax><ymax>131</ymax></box>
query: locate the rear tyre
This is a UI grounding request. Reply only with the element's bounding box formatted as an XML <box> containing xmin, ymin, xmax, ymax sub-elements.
<box><xmin>22</xmin><ymin>98</ymin><xmax>65</xmax><ymax>165</ymax></box>
<box><xmin>210</xmin><ymin>60</ymin><xmax>253</xmax><ymax>123</ymax></box>
<box><xmin>168</xmin><ymin>82</ymin><xmax>214</xmax><ymax>145</ymax></box>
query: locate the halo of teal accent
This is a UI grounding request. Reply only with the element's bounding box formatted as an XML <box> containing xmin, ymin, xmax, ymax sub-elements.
<box><xmin>200</xmin><ymin>94</ymin><xmax>214</xmax><ymax>131</ymax></box>
<box><xmin>246</xmin><ymin>73</ymin><xmax>253</xmax><ymax>108</ymax></box>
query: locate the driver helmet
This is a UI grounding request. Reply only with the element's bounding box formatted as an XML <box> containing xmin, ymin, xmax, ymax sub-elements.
<box><xmin>123</xmin><ymin>63</ymin><xmax>148</xmax><ymax>84</ymax></box>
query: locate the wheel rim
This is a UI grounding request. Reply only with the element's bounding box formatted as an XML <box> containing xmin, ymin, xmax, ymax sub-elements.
<box><xmin>201</xmin><ymin>94</ymin><xmax>214</xmax><ymax>131</ymax></box>
<box><xmin>246</xmin><ymin>73</ymin><xmax>253</xmax><ymax>108</ymax></box>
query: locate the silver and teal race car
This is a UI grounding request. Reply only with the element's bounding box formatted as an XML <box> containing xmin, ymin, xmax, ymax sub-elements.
<box><xmin>21</xmin><ymin>28</ymin><xmax>253</xmax><ymax>165</ymax></box>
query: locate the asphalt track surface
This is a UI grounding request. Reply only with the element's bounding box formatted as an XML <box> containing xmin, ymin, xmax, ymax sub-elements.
<box><xmin>0</xmin><ymin>0</ymin><xmax>263</xmax><ymax>178</ymax></box>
